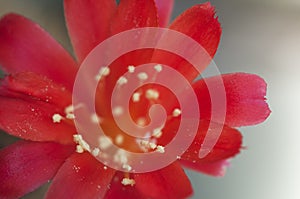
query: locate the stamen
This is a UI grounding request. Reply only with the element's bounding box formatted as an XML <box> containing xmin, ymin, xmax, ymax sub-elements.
<box><xmin>152</xmin><ymin>128</ymin><xmax>163</xmax><ymax>138</ymax></box>
<box><xmin>65</xmin><ymin>105</ymin><xmax>74</xmax><ymax>115</ymax></box>
<box><xmin>149</xmin><ymin>142</ymin><xmax>157</xmax><ymax>150</ymax></box>
<box><xmin>140</xmin><ymin>140</ymin><xmax>157</xmax><ymax>150</ymax></box>
<box><xmin>66</xmin><ymin>113</ymin><xmax>75</xmax><ymax>119</ymax></box>
<box><xmin>112</xmin><ymin>106</ymin><xmax>124</xmax><ymax>116</ymax></box>
<box><xmin>92</xmin><ymin>148</ymin><xmax>100</xmax><ymax>157</ymax></box>
<box><xmin>145</xmin><ymin>89</ymin><xmax>159</xmax><ymax>100</ymax></box>
<box><xmin>115</xmin><ymin>134</ymin><xmax>124</xmax><ymax>145</ymax></box>
<box><xmin>91</xmin><ymin>113</ymin><xmax>102</xmax><ymax>124</ymax></box>
<box><xmin>121</xmin><ymin>178</ymin><xmax>135</xmax><ymax>186</ymax></box>
<box><xmin>64</xmin><ymin>104</ymin><xmax>82</xmax><ymax>120</ymax></box>
<box><xmin>122</xmin><ymin>164</ymin><xmax>132</xmax><ymax>172</ymax></box>
<box><xmin>132</xmin><ymin>92</ymin><xmax>141</xmax><ymax>102</ymax></box>
<box><xmin>137</xmin><ymin>72</ymin><xmax>148</xmax><ymax>81</ymax></box>
<box><xmin>76</xmin><ymin>145</ymin><xmax>84</xmax><ymax>153</ymax></box>
<box><xmin>154</xmin><ymin>64</ymin><xmax>162</xmax><ymax>72</ymax></box>
<box><xmin>52</xmin><ymin>113</ymin><xmax>63</xmax><ymax>123</ymax></box>
<box><xmin>114</xmin><ymin>149</ymin><xmax>128</xmax><ymax>164</ymax></box>
<box><xmin>156</xmin><ymin>145</ymin><xmax>165</xmax><ymax>153</ymax></box>
<box><xmin>98</xmin><ymin>136</ymin><xmax>113</xmax><ymax>150</ymax></box>
<box><xmin>73</xmin><ymin>134</ymin><xmax>91</xmax><ymax>152</ymax></box>
<box><xmin>117</xmin><ymin>76</ymin><xmax>128</xmax><ymax>85</ymax></box>
<box><xmin>136</xmin><ymin>118</ymin><xmax>146</xmax><ymax>126</ymax></box>
<box><xmin>172</xmin><ymin>108</ymin><xmax>182</xmax><ymax>117</ymax></box>
<box><xmin>128</xmin><ymin>65</ymin><xmax>135</xmax><ymax>73</ymax></box>
<box><xmin>99</xmin><ymin>66</ymin><xmax>110</xmax><ymax>76</ymax></box>
<box><xmin>95</xmin><ymin>66</ymin><xmax>110</xmax><ymax>80</ymax></box>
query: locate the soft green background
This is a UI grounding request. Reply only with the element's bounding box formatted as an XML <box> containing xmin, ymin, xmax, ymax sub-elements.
<box><xmin>0</xmin><ymin>0</ymin><xmax>299</xmax><ymax>199</ymax></box>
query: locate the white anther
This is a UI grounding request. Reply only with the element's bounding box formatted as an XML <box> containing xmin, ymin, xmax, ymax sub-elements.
<box><xmin>64</xmin><ymin>104</ymin><xmax>83</xmax><ymax>118</ymax></box>
<box><xmin>113</xmin><ymin>106</ymin><xmax>124</xmax><ymax>116</ymax></box>
<box><xmin>115</xmin><ymin>134</ymin><xmax>124</xmax><ymax>145</ymax></box>
<box><xmin>76</xmin><ymin>145</ymin><xmax>84</xmax><ymax>153</ymax></box>
<box><xmin>121</xmin><ymin>178</ymin><xmax>135</xmax><ymax>186</ymax></box>
<box><xmin>52</xmin><ymin>113</ymin><xmax>63</xmax><ymax>123</ymax></box>
<box><xmin>99</xmin><ymin>66</ymin><xmax>110</xmax><ymax>76</ymax></box>
<box><xmin>149</xmin><ymin>142</ymin><xmax>157</xmax><ymax>150</ymax></box>
<box><xmin>65</xmin><ymin>105</ymin><xmax>74</xmax><ymax>115</ymax></box>
<box><xmin>98</xmin><ymin>136</ymin><xmax>113</xmax><ymax>150</ymax></box>
<box><xmin>66</xmin><ymin>113</ymin><xmax>75</xmax><ymax>119</ymax></box>
<box><xmin>132</xmin><ymin>92</ymin><xmax>141</xmax><ymax>102</ymax></box>
<box><xmin>137</xmin><ymin>72</ymin><xmax>148</xmax><ymax>81</ymax></box>
<box><xmin>152</xmin><ymin>128</ymin><xmax>163</xmax><ymax>138</ymax></box>
<box><xmin>154</xmin><ymin>64</ymin><xmax>162</xmax><ymax>72</ymax></box>
<box><xmin>73</xmin><ymin>134</ymin><xmax>91</xmax><ymax>152</ymax></box>
<box><xmin>140</xmin><ymin>140</ymin><xmax>149</xmax><ymax>146</ymax></box>
<box><xmin>145</xmin><ymin>89</ymin><xmax>159</xmax><ymax>100</ymax></box>
<box><xmin>137</xmin><ymin>118</ymin><xmax>146</xmax><ymax>126</ymax></box>
<box><xmin>156</xmin><ymin>145</ymin><xmax>165</xmax><ymax>153</ymax></box>
<box><xmin>117</xmin><ymin>76</ymin><xmax>128</xmax><ymax>85</ymax></box>
<box><xmin>128</xmin><ymin>65</ymin><xmax>135</xmax><ymax>73</ymax></box>
<box><xmin>73</xmin><ymin>134</ymin><xmax>82</xmax><ymax>142</ymax></box>
<box><xmin>91</xmin><ymin>113</ymin><xmax>102</xmax><ymax>123</ymax></box>
<box><xmin>92</xmin><ymin>148</ymin><xmax>100</xmax><ymax>157</ymax></box>
<box><xmin>172</xmin><ymin>108</ymin><xmax>182</xmax><ymax>117</ymax></box>
<box><xmin>95</xmin><ymin>67</ymin><xmax>110</xmax><ymax>81</ymax></box>
<box><xmin>140</xmin><ymin>140</ymin><xmax>157</xmax><ymax>150</ymax></box>
<box><xmin>122</xmin><ymin>164</ymin><xmax>132</xmax><ymax>171</ymax></box>
<box><xmin>114</xmin><ymin>149</ymin><xmax>128</xmax><ymax>164</ymax></box>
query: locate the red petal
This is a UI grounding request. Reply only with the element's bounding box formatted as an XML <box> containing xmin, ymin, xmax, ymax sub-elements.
<box><xmin>0</xmin><ymin>14</ymin><xmax>77</xmax><ymax>91</ymax></box>
<box><xmin>180</xmin><ymin>159</ymin><xmax>230</xmax><ymax>177</ymax></box>
<box><xmin>46</xmin><ymin>152</ymin><xmax>115</xmax><ymax>199</ymax></box>
<box><xmin>193</xmin><ymin>73</ymin><xmax>271</xmax><ymax>127</ymax></box>
<box><xmin>0</xmin><ymin>141</ymin><xmax>73</xmax><ymax>199</ymax></box>
<box><xmin>111</xmin><ymin>0</ymin><xmax>158</xmax><ymax>35</ymax></box>
<box><xmin>1</xmin><ymin>72</ymin><xmax>72</xmax><ymax>108</ymax></box>
<box><xmin>154</xmin><ymin>0</ymin><xmax>174</xmax><ymax>27</ymax></box>
<box><xmin>169</xmin><ymin>2</ymin><xmax>221</xmax><ymax>58</ymax></box>
<box><xmin>150</xmin><ymin>2</ymin><xmax>221</xmax><ymax>82</ymax></box>
<box><xmin>104</xmin><ymin>172</ymin><xmax>143</xmax><ymax>199</ymax></box>
<box><xmin>181</xmin><ymin>120</ymin><xmax>242</xmax><ymax>163</ymax></box>
<box><xmin>0</xmin><ymin>95</ymin><xmax>76</xmax><ymax>145</ymax></box>
<box><xmin>64</xmin><ymin>0</ymin><xmax>117</xmax><ymax>63</ymax></box>
<box><xmin>134</xmin><ymin>162</ymin><xmax>193</xmax><ymax>199</ymax></box>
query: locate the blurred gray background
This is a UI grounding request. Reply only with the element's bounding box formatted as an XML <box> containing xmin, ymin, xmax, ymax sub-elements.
<box><xmin>0</xmin><ymin>0</ymin><xmax>299</xmax><ymax>198</ymax></box>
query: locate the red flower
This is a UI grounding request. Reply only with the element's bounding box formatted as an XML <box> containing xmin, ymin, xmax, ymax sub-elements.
<box><xmin>0</xmin><ymin>1</ymin><xmax>270</xmax><ymax>199</ymax></box>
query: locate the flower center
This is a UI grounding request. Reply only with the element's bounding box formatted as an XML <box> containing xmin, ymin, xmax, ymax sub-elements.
<box><xmin>52</xmin><ymin>64</ymin><xmax>183</xmax><ymax>185</ymax></box>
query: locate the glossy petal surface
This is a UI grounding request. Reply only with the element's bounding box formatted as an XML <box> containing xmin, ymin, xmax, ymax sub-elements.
<box><xmin>64</xmin><ymin>0</ymin><xmax>117</xmax><ymax>62</ymax></box>
<box><xmin>193</xmin><ymin>73</ymin><xmax>271</xmax><ymax>127</ymax></box>
<box><xmin>0</xmin><ymin>93</ymin><xmax>76</xmax><ymax>144</ymax></box>
<box><xmin>104</xmin><ymin>172</ymin><xmax>143</xmax><ymax>199</ymax></box>
<box><xmin>180</xmin><ymin>159</ymin><xmax>230</xmax><ymax>177</ymax></box>
<box><xmin>154</xmin><ymin>0</ymin><xmax>174</xmax><ymax>27</ymax></box>
<box><xmin>1</xmin><ymin>72</ymin><xmax>72</xmax><ymax>108</ymax></box>
<box><xmin>46</xmin><ymin>152</ymin><xmax>115</xmax><ymax>199</ymax></box>
<box><xmin>0</xmin><ymin>141</ymin><xmax>73</xmax><ymax>199</ymax></box>
<box><xmin>111</xmin><ymin>0</ymin><xmax>158</xmax><ymax>34</ymax></box>
<box><xmin>0</xmin><ymin>14</ymin><xmax>77</xmax><ymax>90</ymax></box>
<box><xmin>134</xmin><ymin>162</ymin><xmax>193</xmax><ymax>199</ymax></box>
